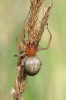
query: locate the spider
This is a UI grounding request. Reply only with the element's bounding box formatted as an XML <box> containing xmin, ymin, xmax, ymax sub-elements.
<box><xmin>14</xmin><ymin>4</ymin><xmax>52</xmax><ymax>76</ymax></box>
<box><xmin>12</xmin><ymin>1</ymin><xmax>52</xmax><ymax>100</ymax></box>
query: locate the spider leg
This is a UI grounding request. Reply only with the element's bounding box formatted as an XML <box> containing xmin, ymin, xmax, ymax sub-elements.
<box><xmin>14</xmin><ymin>52</ymin><xmax>26</xmax><ymax>58</ymax></box>
<box><xmin>38</xmin><ymin>23</ymin><xmax>52</xmax><ymax>51</ymax></box>
<box><xmin>21</xmin><ymin>56</ymin><xmax>28</xmax><ymax>66</ymax></box>
<box><xmin>21</xmin><ymin>10</ymin><xmax>30</xmax><ymax>32</ymax></box>
<box><xmin>19</xmin><ymin>53</ymin><xmax>26</xmax><ymax>57</ymax></box>
<box><xmin>21</xmin><ymin>28</ymin><xmax>28</xmax><ymax>45</ymax></box>
<box><xmin>16</xmin><ymin>10</ymin><xmax>30</xmax><ymax>52</ymax></box>
<box><xmin>21</xmin><ymin>10</ymin><xmax>30</xmax><ymax>45</ymax></box>
<box><xmin>16</xmin><ymin>32</ymin><xmax>27</xmax><ymax>52</ymax></box>
<box><xmin>16</xmin><ymin>35</ymin><xmax>21</xmax><ymax>52</ymax></box>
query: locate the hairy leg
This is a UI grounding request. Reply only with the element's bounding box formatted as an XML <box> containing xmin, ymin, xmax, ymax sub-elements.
<box><xmin>16</xmin><ymin>10</ymin><xmax>30</xmax><ymax>52</ymax></box>
<box><xmin>21</xmin><ymin>10</ymin><xmax>30</xmax><ymax>45</ymax></box>
<box><xmin>38</xmin><ymin>23</ymin><xmax>52</xmax><ymax>51</ymax></box>
<box><xmin>14</xmin><ymin>52</ymin><xmax>26</xmax><ymax>58</ymax></box>
<box><xmin>16</xmin><ymin>35</ymin><xmax>21</xmax><ymax>52</ymax></box>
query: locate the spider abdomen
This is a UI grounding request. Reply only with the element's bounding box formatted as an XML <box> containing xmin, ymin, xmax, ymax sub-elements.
<box><xmin>24</xmin><ymin>56</ymin><xmax>41</xmax><ymax>76</ymax></box>
<box><xmin>26</xmin><ymin>43</ymin><xmax>37</xmax><ymax>56</ymax></box>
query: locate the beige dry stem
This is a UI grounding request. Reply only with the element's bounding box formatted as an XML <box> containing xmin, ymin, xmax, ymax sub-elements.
<box><xmin>28</xmin><ymin>0</ymin><xmax>52</xmax><ymax>44</ymax></box>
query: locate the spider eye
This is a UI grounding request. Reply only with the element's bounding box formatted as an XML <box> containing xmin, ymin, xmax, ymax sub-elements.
<box><xmin>29</xmin><ymin>43</ymin><xmax>34</xmax><ymax>48</ymax></box>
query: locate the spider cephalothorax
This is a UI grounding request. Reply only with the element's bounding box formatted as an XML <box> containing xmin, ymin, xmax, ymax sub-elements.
<box><xmin>26</xmin><ymin>42</ymin><xmax>38</xmax><ymax>56</ymax></box>
<box><xmin>13</xmin><ymin>0</ymin><xmax>52</xmax><ymax>100</ymax></box>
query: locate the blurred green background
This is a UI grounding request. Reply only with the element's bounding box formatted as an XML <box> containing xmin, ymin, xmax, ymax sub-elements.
<box><xmin>0</xmin><ymin>0</ymin><xmax>66</xmax><ymax>100</ymax></box>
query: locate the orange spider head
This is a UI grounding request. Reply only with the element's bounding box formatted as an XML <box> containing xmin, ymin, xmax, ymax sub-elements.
<box><xmin>26</xmin><ymin>42</ymin><xmax>38</xmax><ymax>56</ymax></box>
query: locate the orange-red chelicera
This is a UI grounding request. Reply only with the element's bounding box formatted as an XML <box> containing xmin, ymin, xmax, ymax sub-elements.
<box><xmin>26</xmin><ymin>43</ymin><xmax>37</xmax><ymax>56</ymax></box>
